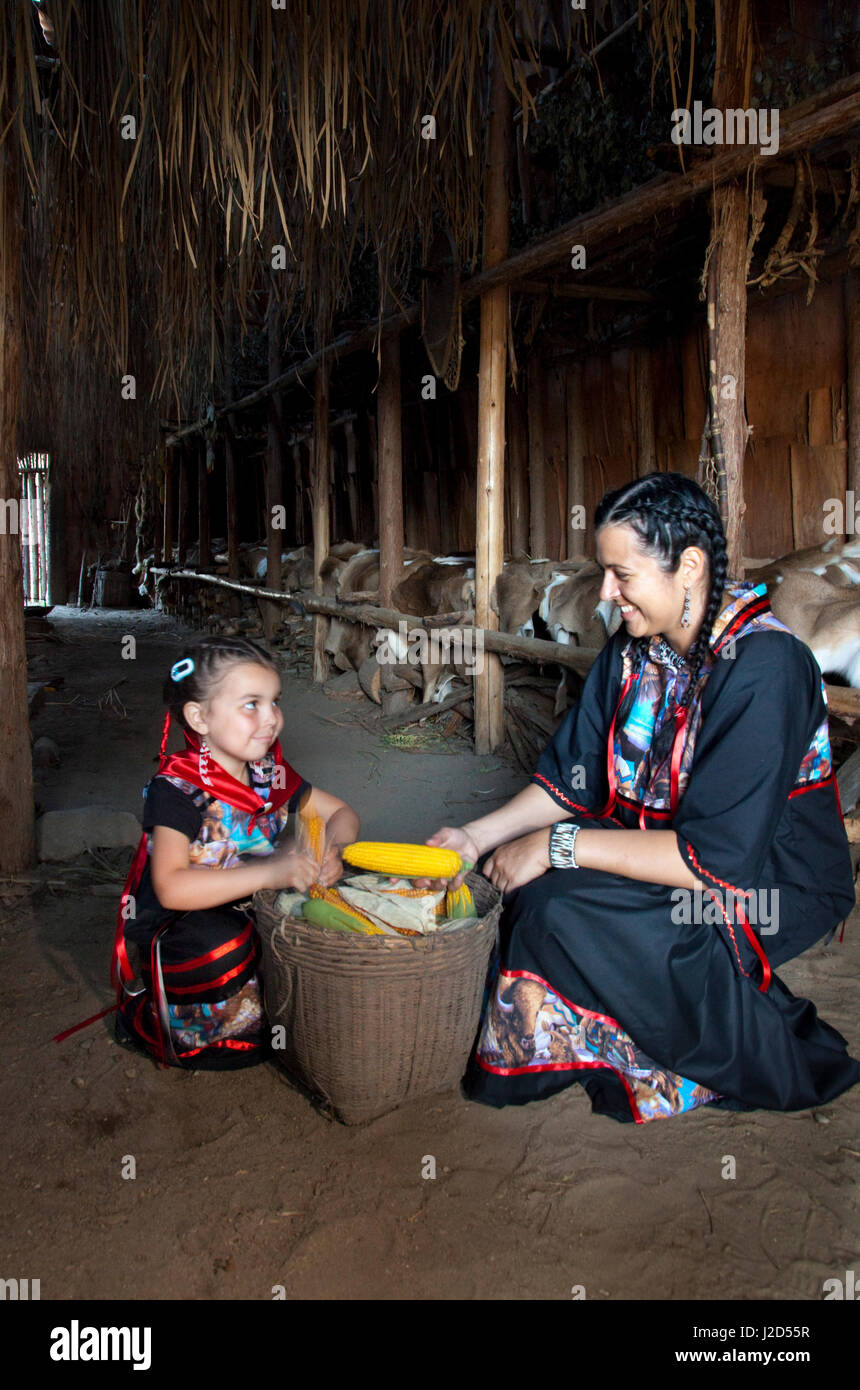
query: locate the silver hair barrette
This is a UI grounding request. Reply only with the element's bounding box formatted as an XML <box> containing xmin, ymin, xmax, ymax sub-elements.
<box><xmin>171</xmin><ymin>658</ymin><xmax>195</xmax><ymax>682</ymax></box>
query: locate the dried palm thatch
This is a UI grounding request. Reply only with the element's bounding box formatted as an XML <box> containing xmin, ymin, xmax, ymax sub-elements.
<box><xmin>2</xmin><ymin>1</ymin><xmax>703</xmax><ymax>434</ymax></box>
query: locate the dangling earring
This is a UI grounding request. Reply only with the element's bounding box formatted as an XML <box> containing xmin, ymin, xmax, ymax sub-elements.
<box><xmin>198</xmin><ymin>738</ymin><xmax>213</xmax><ymax>786</ymax></box>
<box><xmin>681</xmin><ymin>586</ymin><xmax>691</xmax><ymax>628</ymax></box>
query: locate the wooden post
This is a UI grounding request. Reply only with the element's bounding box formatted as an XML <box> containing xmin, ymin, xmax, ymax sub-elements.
<box><xmin>0</xmin><ymin>129</ymin><xmax>35</xmax><ymax>870</ymax></box>
<box><xmin>378</xmin><ymin>324</ymin><xmax>404</xmax><ymax>607</ymax></box>
<box><xmin>312</xmin><ymin>361</ymin><xmax>331</xmax><ymax>682</ymax></box>
<box><xmin>710</xmin><ymin>0</ymin><xmax>752</xmax><ymax>578</ymax></box>
<box><xmin>264</xmin><ymin>299</ymin><xmax>284</xmax><ymax>640</ymax></box>
<box><xmin>527</xmin><ymin>357</ymin><xmax>547</xmax><ymax>556</ymax></box>
<box><xmin>198</xmin><ymin>440</ymin><xmax>211</xmax><ymax>571</ymax></box>
<box><xmin>507</xmin><ymin>386</ymin><xmax>530</xmax><ymax>556</ymax></box>
<box><xmin>177</xmin><ymin>446</ymin><xmax>189</xmax><ymax>567</ymax></box>
<box><xmin>163</xmin><ymin>448</ymin><xmax>175</xmax><ymax>566</ymax></box>
<box><xmin>846</xmin><ymin>270</ymin><xmax>860</xmax><ymax>498</ymax></box>
<box><xmin>474</xmin><ymin>36</ymin><xmax>511</xmax><ymax>754</ymax></box>
<box><xmin>152</xmin><ymin>454</ymin><xmax>162</xmax><ymax>568</ymax></box>
<box><xmin>344</xmin><ymin>419</ymin><xmax>360</xmax><ymax>541</ymax></box>
<box><xmin>565</xmin><ymin>364</ymin><xmax>587</xmax><ymax>558</ymax></box>
<box><xmin>632</xmin><ymin>346</ymin><xmax>656</xmax><ymax>477</ymax></box>
<box><xmin>292</xmin><ymin>441</ymin><xmax>304</xmax><ymax>546</ymax></box>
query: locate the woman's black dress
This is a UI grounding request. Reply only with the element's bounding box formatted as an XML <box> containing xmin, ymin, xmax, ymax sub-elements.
<box><xmin>465</xmin><ymin>583</ymin><xmax>860</xmax><ymax>1123</ymax></box>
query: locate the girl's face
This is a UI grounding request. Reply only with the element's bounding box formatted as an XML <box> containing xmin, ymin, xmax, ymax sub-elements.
<box><xmin>184</xmin><ymin>662</ymin><xmax>283</xmax><ymax>782</ymax></box>
<box><xmin>595</xmin><ymin>522</ymin><xmax>705</xmax><ymax>652</ymax></box>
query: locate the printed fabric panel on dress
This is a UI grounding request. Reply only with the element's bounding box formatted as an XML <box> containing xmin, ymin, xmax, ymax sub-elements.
<box><xmin>147</xmin><ymin>753</ymin><xmax>291</xmax><ymax>869</ymax></box>
<box><xmin>475</xmin><ymin>966</ymin><xmax>719</xmax><ymax>1123</ymax></box>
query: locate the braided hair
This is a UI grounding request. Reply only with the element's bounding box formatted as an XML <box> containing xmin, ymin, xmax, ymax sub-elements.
<box><xmin>163</xmin><ymin>635</ymin><xmax>280</xmax><ymax>733</ymax></box>
<box><xmin>594</xmin><ymin>472</ymin><xmax>728</xmax><ymax>719</ymax></box>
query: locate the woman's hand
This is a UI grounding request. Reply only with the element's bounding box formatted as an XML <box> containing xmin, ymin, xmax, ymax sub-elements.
<box><xmin>413</xmin><ymin>826</ymin><xmax>480</xmax><ymax>891</ymax></box>
<box><xmin>262</xmin><ymin>839</ymin><xmax>319</xmax><ymax>893</ymax></box>
<box><xmin>484</xmin><ymin>829</ymin><xmax>551</xmax><ymax>895</ymax></box>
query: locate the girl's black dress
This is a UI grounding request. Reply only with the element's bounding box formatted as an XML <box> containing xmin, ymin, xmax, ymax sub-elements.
<box><xmin>466</xmin><ymin>583</ymin><xmax>860</xmax><ymax>1123</ymax></box>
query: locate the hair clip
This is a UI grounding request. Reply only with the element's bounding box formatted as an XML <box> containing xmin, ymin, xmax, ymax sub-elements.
<box><xmin>171</xmin><ymin>658</ymin><xmax>195</xmax><ymax>682</ymax></box>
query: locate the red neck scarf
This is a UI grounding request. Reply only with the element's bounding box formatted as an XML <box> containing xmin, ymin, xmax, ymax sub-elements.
<box><xmin>153</xmin><ymin>711</ymin><xmax>302</xmax><ymax>823</ymax></box>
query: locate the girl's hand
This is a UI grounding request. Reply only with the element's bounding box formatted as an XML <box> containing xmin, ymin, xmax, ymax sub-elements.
<box><xmin>263</xmin><ymin>840</ymin><xmax>319</xmax><ymax>893</ymax></box>
<box><xmin>317</xmin><ymin>843</ymin><xmax>345</xmax><ymax>888</ymax></box>
<box><xmin>484</xmin><ymin>830</ymin><xmax>551</xmax><ymax>895</ymax></box>
<box><xmin>413</xmin><ymin>826</ymin><xmax>480</xmax><ymax>891</ymax></box>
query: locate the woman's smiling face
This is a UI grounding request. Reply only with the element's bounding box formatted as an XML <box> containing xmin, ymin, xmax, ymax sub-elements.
<box><xmin>595</xmin><ymin>522</ymin><xmax>688</xmax><ymax>644</ymax></box>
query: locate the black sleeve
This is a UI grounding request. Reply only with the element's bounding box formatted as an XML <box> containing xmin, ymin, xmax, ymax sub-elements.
<box><xmin>142</xmin><ymin>778</ymin><xmax>203</xmax><ymax>842</ymax></box>
<box><xmin>531</xmin><ymin>634</ymin><xmax>624</xmax><ymax>816</ymax></box>
<box><xmin>674</xmin><ymin>631</ymin><xmax>824</xmax><ymax>890</ymax></box>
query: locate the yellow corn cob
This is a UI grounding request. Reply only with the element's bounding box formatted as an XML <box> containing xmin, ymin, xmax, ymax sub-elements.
<box><xmin>341</xmin><ymin>842</ymin><xmax>462</xmax><ymax>879</ymax></box>
<box><xmin>299</xmin><ymin>810</ymin><xmax>325</xmax><ymax>866</ymax></box>
<box><xmin>307</xmin><ymin>883</ymin><xmax>386</xmax><ymax>935</ymax></box>
<box><xmin>445</xmin><ymin>883</ymin><xmax>474</xmax><ymax>919</ymax></box>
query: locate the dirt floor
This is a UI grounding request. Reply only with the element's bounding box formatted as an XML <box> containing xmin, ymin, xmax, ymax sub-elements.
<box><xmin>3</xmin><ymin>606</ymin><xmax>860</xmax><ymax>1302</ymax></box>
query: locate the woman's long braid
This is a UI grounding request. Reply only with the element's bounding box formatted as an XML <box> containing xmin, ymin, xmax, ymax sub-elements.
<box><xmin>678</xmin><ymin>507</ymin><xmax>728</xmax><ymax>710</ymax></box>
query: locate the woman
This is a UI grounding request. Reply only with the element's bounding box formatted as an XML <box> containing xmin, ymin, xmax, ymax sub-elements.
<box><xmin>425</xmin><ymin>473</ymin><xmax>859</xmax><ymax>1123</ymax></box>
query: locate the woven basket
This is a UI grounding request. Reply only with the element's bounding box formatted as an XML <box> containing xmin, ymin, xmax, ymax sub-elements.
<box><xmin>254</xmin><ymin>873</ymin><xmax>501</xmax><ymax>1124</ymax></box>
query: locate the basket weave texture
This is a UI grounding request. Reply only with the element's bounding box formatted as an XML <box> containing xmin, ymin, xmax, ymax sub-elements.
<box><xmin>255</xmin><ymin>873</ymin><xmax>501</xmax><ymax>1124</ymax></box>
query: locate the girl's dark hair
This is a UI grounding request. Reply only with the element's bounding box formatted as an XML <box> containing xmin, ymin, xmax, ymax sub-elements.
<box><xmin>594</xmin><ymin>472</ymin><xmax>728</xmax><ymax>710</ymax></box>
<box><xmin>163</xmin><ymin>636</ymin><xmax>279</xmax><ymax>731</ymax></box>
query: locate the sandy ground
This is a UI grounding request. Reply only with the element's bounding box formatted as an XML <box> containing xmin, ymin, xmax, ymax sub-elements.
<box><xmin>3</xmin><ymin>606</ymin><xmax>859</xmax><ymax>1302</ymax></box>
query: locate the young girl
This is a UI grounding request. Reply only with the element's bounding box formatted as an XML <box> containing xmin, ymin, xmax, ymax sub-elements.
<box><xmin>113</xmin><ymin>635</ymin><xmax>359</xmax><ymax>1068</ymax></box>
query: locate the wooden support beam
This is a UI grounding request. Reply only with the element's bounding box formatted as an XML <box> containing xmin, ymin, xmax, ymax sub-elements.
<box><xmin>565</xmin><ymin>364</ymin><xmax>587</xmax><ymax>558</ymax></box>
<box><xmin>474</xmin><ymin>36</ymin><xmax>510</xmax><ymax>754</ymax></box>
<box><xmin>378</xmin><ymin>323</ymin><xmax>404</xmax><ymax>608</ymax></box>
<box><xmin>518</xmin><ymin>280</ymin><xmax>657</xmax><ymax>303</ymax></box>
<box><xmin>710</xmin><ymin>0</ymin><xmax>753</xmax><ymax>579</ymax></box>
<box><xmin>163</xmin><ymin>449</ymin><xmax>175</xmax><ymax>565</ymax></box>
<box><xmin>197</xmin><ymin>441</ymin><xmax>211</xmax><ymax>572</ymax></box>
<box><xmin>632</xmin><ymin>346</ymin><xmax>656</xmax><ymax>477</ymax></box>
<box><xmin>176</xmin><ymin>447</ymin><xmax>189</xmax><ymax>567</ymax></box>
<box><xmin>527</xmin><ymin>357</ymin><xmax>547</xmax><ymax>557</ymax></box>
<box><xmin>312</xmin><ymin>362</ymin><xmax>330</xmax><ymax>683</ymax></box>
<box><xmin>263</xmin><ymin>299</ymin><xmax>285</xmax><ymax>640</ymax></box>
<box><xmin>507</xmin><ymin>386</ymin><xmax>530</xmax><ymax>557</ymax></box>
<box><xmin>0</xmin><ymin>128</ymin><xmax>34</xmax><ymax>870</ymax></box>
<box><xmin>152</xmin><ymin>455</ymin><xmax>162</xmax><ymax>568</ymax></box>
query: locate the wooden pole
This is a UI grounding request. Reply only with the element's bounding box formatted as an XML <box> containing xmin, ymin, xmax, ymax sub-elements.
<box><xmin>0</xmin><ymin>129</ymin><xmax>35</xmax><ymax>871</ymax></box>
<box><xmin>312</xmin><ymin>361</ymin><xmax>331</xmax><ymax>682</ymax></box>
<box><xmin>163</xmin><ymin>448</ymin><xmax>175</xmax><ymax>566</ymax></box>
<box><xmin>507</xmin><ymin>387</ymin><xmax>530</xmax><ymax>556</ymax></box>
<box><xmin>565</xmin><ymin>364</ymin><xmax>587</xmax><ymax>558</ymax></box>
<box><xmin>710</xmin><ymin>0</ymin><xmax>753</xmax><ymax>578</ymax></box>
<box><xmin>264</xmin><ymin>298</ymin><xmax>284</xmax><ymax>640</ymax></box>
<box><xmin>378</xmin><ymin>319</ymin><xmax>404</xmax><ymax>608</ymax></box>
<box><xmin>632</xmin><ymin>347</ymin><xmax>656</xmax><ymax>477</ymax></box>
<box><xmin>197</xmin><ymin>440</ymin><xmax>211</xmax><ymax>571</ymax></box>
<box><xmin>344</xmin><ymin>419</ymin><xmax>360</xmax><ymax>540</ymax></box>
<box><xmin>177</xmin><ymin>446</ymin><xmax>189</xmax><ymax>567</ymax></box>
<box><xmin>846</xmin><ymin>270</ymin><xmax>860</xmax><ymax>498</ymax></box>
<box><xmin>527</xmin><ymin>357</ymin><xmax>547</xmax><ymax>557</ymax></box>
<box><xmin>474</xmin><ymin>35</ymin><xmax>511</xmax><ymax>754</ymax></box>
<box><xmin>152</xmin><ymin>454</ymin><xmax>162</xmax><ymax>568</ymax></box>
